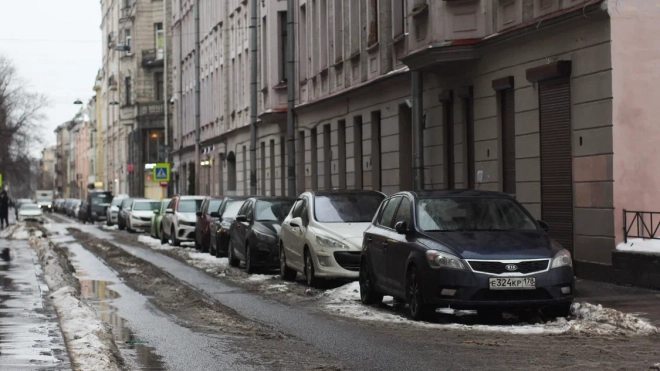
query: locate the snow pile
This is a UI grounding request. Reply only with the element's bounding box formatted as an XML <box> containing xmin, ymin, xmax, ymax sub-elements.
<box><xmin>0</xmin><ymin>223</ymin><xmax>30</xmax><ymax>240</ymax></box>
<box><xmin>186</xmin><ymin>251</ymin><xmax>229</xmax><ymax>273</ymax></box>
<box><xmin>137</xmin><ymin>235</ymin><xmax>175</xmax><ymax>250</ymax></box>
<box><xmin>651</xmin><ymin>363</ymin><xmax>660</xmax><ymax>371</ymax></box>
<box><xmin>321</xmin><ymin>282</ymin><xmax>659</xmax><ymax>336</ymax></box>
<box><xmin>29</xmin><ymin>235</ymin><xmax>123</xmax><ymax>371</ymax></box>
<box><xmin>247</xmin><ymin>274</ymin><xmax>278</xmax><ymax>282</ymax></box>
<box><xmin>101</xmin><ymin>225</ymin><xmax>118</xmax><ymax>231</ymax></box>
<box><xmin>616</xmin><ymin>238</ymin><xmax>660</xmax><ymax>255</ymax></box>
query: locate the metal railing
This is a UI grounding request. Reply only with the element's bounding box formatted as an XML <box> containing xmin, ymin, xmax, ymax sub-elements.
<box><xmin>142</xmin><ymin>49</ymin><xmax>164</xmax><ymax>67</ymax></box>
<box><xmin>623</xmin><ymin>210</ymin><xmax>660</xmax><ymax>243</ymax></box>
<box><xmin>137</xmin><ymin>102</ymin><xmax>164</xmax><ymax>117</ymax></box>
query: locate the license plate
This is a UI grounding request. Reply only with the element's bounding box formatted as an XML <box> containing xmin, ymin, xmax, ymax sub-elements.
<box><xmin>489</xmin><ymin>277</ymin><xmax>536</xmax><ymax>290</ymax></box>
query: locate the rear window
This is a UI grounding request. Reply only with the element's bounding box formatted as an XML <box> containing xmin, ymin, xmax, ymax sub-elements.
<box><xmin>179</xmin><ymin>199</ymin><xmax>203</xmax><ymax>213</ymax></box>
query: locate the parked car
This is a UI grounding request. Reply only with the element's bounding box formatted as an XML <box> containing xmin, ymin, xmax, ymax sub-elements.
<box><xmin>17</xmin><ymin>203</ymin><xmax>44</xmax><ymax>223</ymax></box>
<box><xmin>195</xmin><ymin>196</ymin><xmax>225</xmax><ymax>252</ymax></box>
<box><xmin>279</xmin><ymin>191</ymin><xmax>385</xmax><ymax>286</ymax></box>
<box><xmin>359</xmin><ymin>190</ymin><xmax>575</xmax><ymax>321</ymax></box>
<box><xmin>126</xmin><ymin>199</ymin><xmax>160</xmax><ymax>232</ymax></box>
<box><xmin>117</xmin><ymin>198</ymin><xmax>136</xmax><ymax>231</ymax></box>
<box><xmin>150</xmin><ymin>198</ymin><xmax>172</xmax><ymax>240</ymax></box>
<box><xmin>67</xmin><ymin>199</ymin><xmax>81</xmax><ymax>218</ymax></box>
<box><xmin>210</xmin><ymin>197</ymin><xmax>249</xmax><ymax>257</ymax></box>
<box><xmin>106</xmin><ymin>194</ymin><xmax>128</xmax><ymax>226</ymax></box>
<box><xmin>161</xmin><ymin>196</ymin><xmax>205</xmax><ymax>246</ymax></box>
<box><xmin>53</xmin><ymin>199</ymin><xmax>66</xmax><ymax>213</ymax></box>
<box><xmin>78</xmin><ymin>200</ymin><xmax>90</xmax><ymax>223</ymax></box>
<box><xmin>85</xmin><ymin>191</ymin><xmax>112</xmax><ymax>223</ymax></box>
<box><xmin>228</xmin><ymin>197</ymin><xmax>296</xmax><ymax>273</ymax></box>
<box><xmin>15</xmin><ymin>198</ymin><xmax>34</xmax><ymax>210</ymax></box>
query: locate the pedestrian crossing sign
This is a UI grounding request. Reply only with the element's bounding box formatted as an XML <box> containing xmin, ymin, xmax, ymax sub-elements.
<box><xmin>153</xmin><ymin>163</ymin><xmax>170</xmax><ymax>182</ymax></box>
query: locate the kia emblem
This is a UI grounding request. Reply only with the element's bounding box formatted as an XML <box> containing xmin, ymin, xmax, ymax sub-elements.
<box><xmin>505</xmin><ymin>264</ymin><xmax>518</xmax><ymax>271</ymax></box>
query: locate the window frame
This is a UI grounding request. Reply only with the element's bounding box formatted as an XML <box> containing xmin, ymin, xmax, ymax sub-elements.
<box><xmin>377</xmin><ymin>196</ymin><xmax>402</xmax><ymax>230</ymax></box>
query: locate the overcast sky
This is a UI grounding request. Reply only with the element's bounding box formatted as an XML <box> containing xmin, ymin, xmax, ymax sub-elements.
<box><xmin>0</xmin><ymin>0</ymin><xmax>101</xmax><ymax>153</ymax></box>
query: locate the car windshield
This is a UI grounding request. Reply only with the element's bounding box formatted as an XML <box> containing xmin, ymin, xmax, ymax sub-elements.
<box><xmin>416</xmin><ymin>197</ymin><xmax>538</xmax><ymax>232</ymax></box>
<box><xmin>111</xmin><ymin>198</ymin><xmax>124</xmax><ymax>206</ymax></box>
<box><xmin>91</xmin><ymin>193</ymin><xmax>113</xmax><ymax>205</ymax></box>
<box><xmin>160</xmin><ymin>199</ymin><xmax>172</xmax><ymax>212</ymax></box>
<box><xmin>134</xmin><ymin>201</ymin><xmax>160</xmax><ymax>211</ymax></box>
<box><xmin>314</xmin><ymin>194</ymin><xmax>384</xmax><ymax>223</ymax></box>
<box><xmin>37</xmin><ymin>198</ymin><xmax>51</xmax><ymax>202</ymax></box>
<box><xmin>222</xmin><ymin>200</ymin><xmax>245</xmax><ymax>219</ymax></box>
<box><xmin>21</xmin><ymin>204</ymin><xmax>40</xmax><ymax>210</ymax></box>
<box><xmin>178</xmin><ymin>199</ymin><xmax>203</xmax><ymax>213</ymax></box>
<box><xmin>255</xmin><ymin>200</ymin><xmax>294</xmax><ymax>222</ymax></box>
<box><xmin>208</xmin><ymin>199</ymin><xmax>223</xmax><ymax>213</ymax></box>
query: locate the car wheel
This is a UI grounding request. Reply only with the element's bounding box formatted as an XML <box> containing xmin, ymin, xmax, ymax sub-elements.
<box><xmin>160</xmin><ymin>226</ymin><xmax>167</xmax><ymax>245</ymax></box>
<box><xmin>118</xmin><ymin>221</ymin><xmax>125</xmax><ymax>231</ymax></box>
<box><xmin>228</xmin><ymin>241</ymin><xmax>240</xmax><ymax>267</ymax></box>
<box><xmin>406</xmin><ymin>266</ymin><xmax>434</xmax><ymax>321</ymax></box>
<box><xmin>106</xmin><ymin>217</ymin><xmax>112</xmax><ymax>227</ymax></box>
<box><xmin>544</xmin><ymin>303</ymin><xmax>572</xmax><ymax>319</ymax></box>
<box><xmin>127</xmin><ymin>220</ymin><xmax>133</xmax><ymax>233</ymax></box>
<box><xmin>245</xmin><ymin>243</ymin><xmax>256</xmax><ymax>274</ymax></box>
<box><xmin>280</xmin><ymin>245</ymin><xmax>297</xmax><ymax>281</ymax></box>
<box><xmin>304</xmin><ymin>250</ymin><xmax>319</xmax><ymax>288</ymax></box>
<box><xmin>360</xmin><ymin>259</ymin><xmax>383</xmax><ymax>305</ymax></box>
<box><xmin>209</xmin><ymin>237</ymin><xmax>217</xmax><ymax>257</ymax></box>
<box><xmin>171</xmin><ymin>227</ymin><xmax>180</xmax><ymax>247</ymax></box>
<box><xmin>201</xmin><ymin>236</ymin><xmax>209</xmax><ymax>254</ymax></box>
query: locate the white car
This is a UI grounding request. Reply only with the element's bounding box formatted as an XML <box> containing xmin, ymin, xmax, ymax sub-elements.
<box><xmin>162</xmin><ymin>196</ymin><xmax>205</xmax><ymax>246</ymax></box>
<box><xmin>17</xmin><ymin>203</ymin><xmax>44</xmax><ymax>223</ymax></box>
<box><xmin>126</xmin><ymin>199</ymin><xmax>160</xmax><ymax>232</ymax></box>
<box><xmin>106</xmin><ymin>194</ymin><xmax>128</xmax><ymax>226</ymax></box>
<box><xmin>279</xmin><ymin>191</ymin><xmax>385</xmax><ymax>286</ymax></box>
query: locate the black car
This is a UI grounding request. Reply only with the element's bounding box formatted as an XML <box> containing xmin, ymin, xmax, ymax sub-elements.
<box><xmin>78</xmin><ymin>200</ymin><xmax>90</xmax><ymax>223</ymax></box>
<box><xmin>195</xmin><ymin>196</ymin><xmax>225</xmax><ymax>253</ymax></box>
<box><xmin>86</xmin><ymin>191</ymin><xmax>112</xmax><ymax>223</ymax></box>
<box><xmin>360</xmin><ymin>190</ymin><xmax>575</xmax><ymax>321</ymax></box>
<box><xmin>210</xmin><ymin>197</ymin><xmax>248</xmax><ymax>257</ymax></box>
<box><xmin>228</xmin><ymin>197</ymin><xmax>295</xmax><ymax>273</ymax></box>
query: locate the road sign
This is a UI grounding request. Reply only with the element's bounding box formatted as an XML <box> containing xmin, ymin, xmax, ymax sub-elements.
<box><xmin>160</xmin><ymin>182</ymin><xmax>168</xmax><ymax>188</ymax></box>
<box><xmin>153</xmin><ymin>163</ymin><xmax>170</xmax><ymax>182</ymax></box>
<box><xmin>0</xmin><ymin>173</ymin><xmax>2</xmax><ymax>188</ymax></box>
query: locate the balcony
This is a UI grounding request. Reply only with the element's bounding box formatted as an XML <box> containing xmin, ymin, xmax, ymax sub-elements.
<box><xmin>142</xmin><ymin>49</ymin><xmax>164</xmax><ymax>68</ymax></box>
<box><xmin>137</xmin><ymin>102</ymin><xmax>166</xmax><ymax>129</ymax></box>
<box><xmin>120</xmin><ymin>3</ymin><xmax>135</xmax><ymax>22</ymax></box>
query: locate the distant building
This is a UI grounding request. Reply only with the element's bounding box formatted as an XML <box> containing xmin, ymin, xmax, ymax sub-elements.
<box><xmin>54</xmin><ymin>123</ymin><xmax>70</xmax><ymax>197</ymax></box>
<box><xmin>40</xmin><ymin>146</ymin><xmax>56</xmax><ymax>190</ymax></box>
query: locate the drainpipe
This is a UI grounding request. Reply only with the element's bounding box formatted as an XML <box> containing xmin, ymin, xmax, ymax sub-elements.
<box><xmin>249</xmin><ymin>0</ymin><xmax>258</xmax><ymax>195</ymax></box>
<box><xmin>194</xmin><ymin>0</ymin><xmax>201</xmax><ymax>195</ymax></box>
<box><xmin>178</xmin><ymin>0</ymin><xmax>183</xmax><ymax>195</ymax></box>
<box><xmin>286</xmin><ymin>0</ymin><xmax>296</xmax><ymax>197</ymax></box>
<box><xmin>163</xmin><ymin>0</ymin><xmax>169</xmax><ymax>197</ymax></box>
<box><xmin>412</xmin><ymin>71</ymin><xmax>425</xmax><ymax>190</ymax></box>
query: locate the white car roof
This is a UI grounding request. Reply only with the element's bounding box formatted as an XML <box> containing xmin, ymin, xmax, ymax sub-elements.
<box><xmin>179</xmin><ymin>196</ymin><xmax>205</xmax><ymax>200</ymax></box>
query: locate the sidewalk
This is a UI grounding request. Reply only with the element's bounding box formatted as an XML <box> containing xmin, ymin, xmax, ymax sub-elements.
<box><xmin>0</xmin><ymin>220</ymin><xmax>71</xmax><ymax>370</ymax></box>
<box><xmin>576</xmin><ymin>279</ymin><xmax>660</xmax><ymax>326</ymax></box>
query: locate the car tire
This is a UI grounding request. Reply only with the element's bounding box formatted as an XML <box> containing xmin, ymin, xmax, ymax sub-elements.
<box><xmin>106</xmin><ymin>218</ymin><xmax>112</xmax><ymax>227</ymax></box>
<box><xmin>304</xmin><ymin>250</ymin><xmax>319</xmax><ymax>288</ymax></box>
<box><xmin>118</xmin><ymin>221</ymin><xmax>125</xmax><ymax>231</ymax></box>
<box><xmin>544</xmin><ymin>303</ymin><xmax>572</xmax><ymax>319</ymax></box>
<box><xmin>160</xmin><ymin>225</ymin><xmax>167</xmax><ymax>245</ymax></box>
<box><xmin>194</xmin><ymin>239</ymin><xmax>201</xmax><ymax>251</ymax></box>
<box><xmin>171</xmin><ymin>227</ymin><xmax>180</xmax><ymax>247</ymax></box>
<box><xmin>228</xmin><ymin>242</ymin><xmax>240</xmax><ymax>267</ymax></box>
<box><xmin>245</xmin><ymin>243</ymin><xmax>256</xmax><ymax>274</ymax></box>
<box><xmin>406</xmin><ymin>266</ymin><xmax>434</xmax><ymax>321</ymax></box>
<box><xmin>360</xmin><ymin>260</ymin><xmax>383</xmax><ymax>305</ymax></box>
<box><xmin>209</xmin><ymin>238</ymin><xmax>217</xmax><ymax>257</ymax></box>
<box><xmin>280</xmin><ymin>245</ymin><xmax>297</xmax><ymax>282</ymax></box>
<box><xmin>201</xmin><ymin>237</ymin><xmax>209</xmax><ymax>254</ymax></box>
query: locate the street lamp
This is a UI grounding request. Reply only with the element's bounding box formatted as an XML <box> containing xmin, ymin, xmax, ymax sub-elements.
<box><xmin>73</xmin><ymin>99</ymin><xmax>83</xmax><ymax>105</ymax></box>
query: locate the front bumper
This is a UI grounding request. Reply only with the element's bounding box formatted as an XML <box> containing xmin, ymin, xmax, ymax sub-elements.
<box><xmin>312</xmin><ymin>249</ymin><xmax>361</xmax><ymax>279</ymax></box>
<box><xmin>420</xmin><ymin>265</ymin><xmax>575</xmax><ymax>309</ymax></box>
<box><xmin>251</xmin><ymin>240</ymin><xmax>280</xmax><ymax>267</ymax></box>
<box><xmin>176</xmin><ymin>224</ymin><xmax>196</xmax><ymax>241</ymax></box>
<box><xmin>130</xmin><ymin>218</ymin><xmax>152</xmax><ymax>229</ymax></box>
<box><xmin>109</xmin><ymin>212</ymin><xmax>118</xmax><ymax>223</ymax></box>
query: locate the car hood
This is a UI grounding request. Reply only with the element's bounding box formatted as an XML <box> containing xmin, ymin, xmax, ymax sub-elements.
<box><xmin>422</xmin><ymin>230</ymin><xmax>555</xmax><ymax>260</ymax></box>
<box><xmin>131</xmin><ymin>211</ymin><xmax>154</xmax><ymax>218</ymax></box>
<box><xmin>254</xmin><ymin>221</ymin><xmax>282</xmax><ymax>236</ymax></box>
<box><xmin>313</xmin><ymin>222</ymin><xmax>371</xmax><ymax>241</ymax></box>
<box><xmin>176</xmin><ymin>212</ymin><xmax>196</xmax><ymax>223</ymax></box>
<box><xmin>19</xmin><ymin>210</ymin><xmax>43</xmax><ymax>216</ymax></box>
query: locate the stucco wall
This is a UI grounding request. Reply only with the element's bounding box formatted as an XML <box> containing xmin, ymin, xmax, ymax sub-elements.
<box><xmin>609</xmin><ymin>0</ymin><xmax>660</xmax><ymax>244</ymax></box>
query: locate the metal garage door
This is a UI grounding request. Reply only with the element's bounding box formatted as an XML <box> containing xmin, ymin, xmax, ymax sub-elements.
<box><xmin>539</xmin><ymin>78</ymin><xmax>573</xmax><ymax>253</ymax></box>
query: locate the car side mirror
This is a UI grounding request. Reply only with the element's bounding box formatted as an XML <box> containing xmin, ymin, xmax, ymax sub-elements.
<box><xmin>537</xmin><ymin>220</ymin><xmax>549</xmax><ymax>232</ymax></box>
<box><xmin>395</xmin><ymin>221</ymin><xmax>410</xmax><ymax>235</ymax></box>
<box><xmin>236</xmin><ymin>215</ymin><xmax>248</xmax><ymax>223</ymax></box>
<box><xmin>165</xmin><ymin>208</ymin><xmax>173</xmax><ymax>214</ymax></box>
<box><xmin>289</xmin><ymin>217</ymin><xmax>303</xmax><ymax>228</ymax></box>
<box><xmin>153</xmin><ymin>210</ymin><xmax>160</xmax><ymax>215</ymax></box>
<box><xmin>196</xmin><ymin>211</ymin><xmax>202</xmax><ymax>217</ymax></box>
<box><xmin>210</xmin><ymin>211</ymin><xmax>220</xmax><ymax>218</ymax></box>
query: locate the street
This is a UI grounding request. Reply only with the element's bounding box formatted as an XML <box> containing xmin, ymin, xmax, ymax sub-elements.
<box><xmin>15</xmin><ymin>213</ymin><xmax>656</xmax><ymax>371</ymax></box>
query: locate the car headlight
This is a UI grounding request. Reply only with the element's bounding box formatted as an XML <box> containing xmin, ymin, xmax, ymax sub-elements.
<box><xmin>315</xmin><ymin>234</ymin><xmax>349</xmax><ymax>250</ymax></box>
<box><xmin>550</xmin><ymin>249</ymin><xmax>572</xmax><ymax>269</ymax></box>
<box><xmin>254</xmin><ymin>230</ymin><xmax>277</xmax><ymax>243</ymax></box>
<box><xmin>426</xmin><ymin>250</ymin><xmax>467</xmax><ymax>270</ymax></box>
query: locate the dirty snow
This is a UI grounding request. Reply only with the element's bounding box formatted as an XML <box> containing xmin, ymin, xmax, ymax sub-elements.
<box><xmin>30</xmin><ymin>234</ymin><xmax>122</xmax><ymax>371</ymax></box>
<box><xmin>321</xmin><ymin>282</ymin><xmax>659</xmax><ymax>336</ymax></box>
<box><xmin>247</xmin><ymin>274</ymin><xmax>278</xmax><ymax>282</ymax></box>
<box><xmin>616</xmin><ymin>238</ymin><xmax>660</xmax><ymax>255</ymax></box>
<box><xmin>651</xmin><ymin>363</ymin><xmax>660</xmax><ymax>371</ymax></box>
<box><xmin>0</xmin><ymin>223</ymin><xmax>31</xmax><ymax>240</ymax></box>
<box><xmin>102</xmin><ymin>225</ymin><xmax>118</xmax><ymax>231</ymax></box>
<box><xmin>137</xmin><ymin>235</ymin><xmax>175</xmax><ymax>250</ymax></box>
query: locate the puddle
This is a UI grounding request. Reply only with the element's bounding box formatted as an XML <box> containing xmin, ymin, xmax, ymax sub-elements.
<box><xmin>77</xmin><ymin>279</ymin><xmax>167</xmax><ymax>370</ymax></box>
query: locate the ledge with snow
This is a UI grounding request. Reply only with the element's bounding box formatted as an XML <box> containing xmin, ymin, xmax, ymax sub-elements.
<box><xmin>613</xmin><ymin>239</ymin><xmax>660</xmax><ymax>290</ymax></box>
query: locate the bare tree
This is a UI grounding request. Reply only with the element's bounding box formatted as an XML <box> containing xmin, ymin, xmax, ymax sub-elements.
<box><xmin>0</xmin><ymin>54</ymin><xmax>48</xmax><ymax>196</ymax></box>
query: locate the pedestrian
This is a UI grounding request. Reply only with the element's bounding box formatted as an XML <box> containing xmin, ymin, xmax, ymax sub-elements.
<box><xmin>0</xmin><ymin>190</ymin><xmax>9</xmax><ymax>230</ymax></box>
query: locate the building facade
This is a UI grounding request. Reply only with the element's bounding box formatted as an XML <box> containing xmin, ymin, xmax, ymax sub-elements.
<box><xmin>54</xmin><ymin>123</ymin><xmax>70</xmax><ymax>198</ymax></box>
<box><xmin>170</xmin><ymin>0</ymin><xmax>660</xmax><ymax>275</ymax></box>
<box><xmin>40</xmin><ymin>146</ymin><xmax>56</xmax><ymax>190</ymax></box>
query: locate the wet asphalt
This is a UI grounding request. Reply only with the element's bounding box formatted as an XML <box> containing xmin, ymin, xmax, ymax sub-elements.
<box><xmin>59</xmin><ymin>220</ymin><xmax>446</xmax><ymax>371</ymax></box>
<box><xmin>0</xmin><ymin>236</ymin><xmax>71</xmax><ymax>370</ymax></box>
